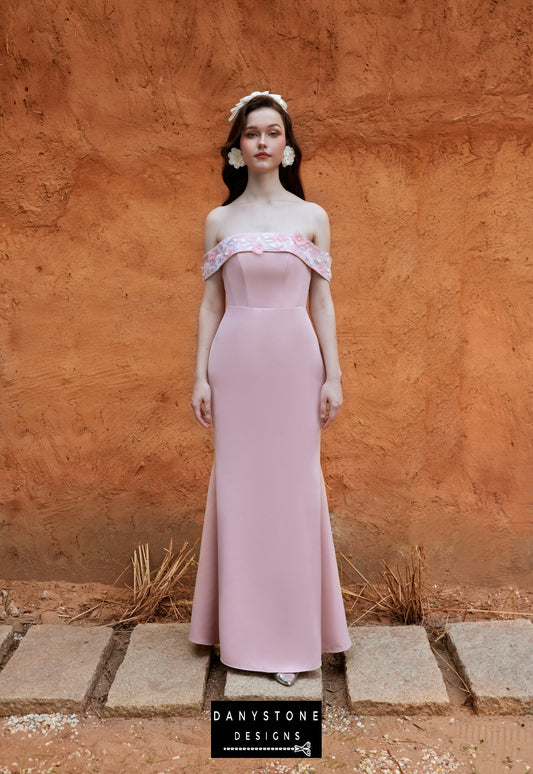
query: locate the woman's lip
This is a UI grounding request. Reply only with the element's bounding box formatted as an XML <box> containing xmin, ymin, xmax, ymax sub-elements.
<box><xmin>255</xmin><ymin>153</ymin><xmax>270</xmax><ymax>158</ymax></box>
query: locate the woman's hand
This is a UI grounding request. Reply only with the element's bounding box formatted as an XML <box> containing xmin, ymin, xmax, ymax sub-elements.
<box><xmin>320</xmin><ymin>378</ymin><xmax>343</xmax><ymax>429</ymax></box>
<box><xmin>191</xmin><ymin>378</ymin><xmax>212</xmax><ymax>428</ymax></box>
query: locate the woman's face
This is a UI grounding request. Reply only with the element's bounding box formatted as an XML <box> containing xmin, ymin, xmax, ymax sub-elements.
<box><xmin>239</xmin><ymin>107</ymin><xmax>287</xmax><ymax>171</ymax></box>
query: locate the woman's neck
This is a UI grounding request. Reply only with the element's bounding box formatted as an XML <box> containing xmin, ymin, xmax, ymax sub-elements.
<box><xmin>240</xmin><ymin>171</ymin><xmax>288</xmax><ymax>204</ymax></box>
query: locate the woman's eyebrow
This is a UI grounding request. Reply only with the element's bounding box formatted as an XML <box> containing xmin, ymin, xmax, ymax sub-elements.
<box><xmin>244</xmin><ymin>123</ymin><xmax>283</xmax><ymax>130</ymax></box>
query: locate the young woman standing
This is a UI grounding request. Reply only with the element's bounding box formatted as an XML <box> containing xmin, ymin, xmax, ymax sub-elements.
<box><xmin>190</xmin><ymin>91</ymin><xmax>351</xmax><ymax>686</ymax></box>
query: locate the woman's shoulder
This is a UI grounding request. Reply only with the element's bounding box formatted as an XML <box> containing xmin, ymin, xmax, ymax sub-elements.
<box><xmin>297</xmin><ymin>201</ymin><xmax>330</xmax><ymax>250</ymax></box>
<box><xmin>205</xmin><ymin>206</ymin><xmax>227</xmax><ymax>230</ymax></box>
<box><xmin>301</xmin><ymin>200</ymin><xmax>329</xmax><ymax>221</ymax></box>
<box><xmin>291</xmin><ymin>199</ymin><xmax>329</xmax><ymax>229</ymax></box>
<box><xmin>204</xmin><ymin>207</ymin><xmax>228</xmax><ymax>251</ymax></box>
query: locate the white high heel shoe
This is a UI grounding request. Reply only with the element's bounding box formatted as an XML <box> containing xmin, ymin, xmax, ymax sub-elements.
<box><xmin>273</xmin><ymin>672</ymin><xmax>298</xmax><ymax>687</ymax></box>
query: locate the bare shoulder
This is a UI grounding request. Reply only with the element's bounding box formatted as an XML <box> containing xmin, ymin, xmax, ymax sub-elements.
<box><xmin>204</xmin><ymin>207</ymin><xmax>226</xmax><ymax>251</ymax></box>
<box><xmin>304</xmin><ymin>201</ymin><xmax>329</xmax><ymax>225</ymax></box>
<box><xmin>303</xmin><ymin>201</ymin><xmax>330</xmax><ymax>250</ymax></box>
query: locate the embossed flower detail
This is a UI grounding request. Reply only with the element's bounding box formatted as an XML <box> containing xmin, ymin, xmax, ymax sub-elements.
<box><xmin>250</xmin><ymin>237</ymin><xmax>264</xmax><ymax>254</ymax></box>
<box><xmin>293</xmin><ymin>233</ymin><xmax>306</xmax><ymax>244</ymax></box>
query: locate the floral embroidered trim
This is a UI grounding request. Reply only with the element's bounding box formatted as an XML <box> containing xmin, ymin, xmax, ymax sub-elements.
<box><xmin>202</xmin><ymin>233</ymin><xmax>332</xmax><ymax>281</ymax></box>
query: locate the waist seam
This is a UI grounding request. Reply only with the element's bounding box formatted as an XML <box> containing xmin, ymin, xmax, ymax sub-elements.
<box><xmin>225</xmin><ymin>304</ymin><xmax>307</xmax><ymax>310</ymax></box>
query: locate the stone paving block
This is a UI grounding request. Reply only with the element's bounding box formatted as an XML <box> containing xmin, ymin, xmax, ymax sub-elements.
<box><xmin>345</xmin><ymin>625</ymin><xmax>449</xmax><ymax>714</ymax></box>
<box><xmin>446</xmin><ymin>619</ymin><xmax>533</xmax><ymax>714</ymax></box>
<box><xmin>105</xmin><ymin>623</ymin><xmax>211</xmax><ymax>717</ymax></box>
<box><xmin>0</xmin><ymin>627</ymin><xmax>13</xmax><ymax>660</ymax></box>
<box><xmin>224</xmin><ymin>668</ymin><xmax>322</xmax><ymax>701</ymax></box>
<box><xmin>0</xmin><ymin>624</ymin><xmax>114</xmax><ymax>715</ymax></box>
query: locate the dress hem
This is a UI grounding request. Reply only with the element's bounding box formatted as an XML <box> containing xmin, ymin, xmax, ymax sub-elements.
<box><xmin>188</xmin><ymin>634</ymin><xmax>353</xmax><ymax>673</ymax></box>
<box><xmin>220</xmin><ymin>657</ymin><xmax>322</xmax><ymax>673</ymax></box>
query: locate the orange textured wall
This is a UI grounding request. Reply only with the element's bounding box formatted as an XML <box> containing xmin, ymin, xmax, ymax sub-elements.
<box><xmin>1</xmin><ymin>0</ymin><xmax>532</xmax><ymax>583</ymax></box>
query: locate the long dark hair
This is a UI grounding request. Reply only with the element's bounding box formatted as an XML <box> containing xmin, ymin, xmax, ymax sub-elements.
<box><xmin>220</xmin><ymin>94</ymin><xmax>305</xmax><ymax>205</ymax></box>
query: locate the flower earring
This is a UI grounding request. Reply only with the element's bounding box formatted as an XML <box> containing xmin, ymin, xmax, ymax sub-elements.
<box><xmin>281</xmin><ymin>146</ymin><xmax>295</xmax><ymax>167</ymax></box>
<box><xmin>228</xmin><ymin>148</ymin><xmax>245</xmax><ymax>169</ymax></box>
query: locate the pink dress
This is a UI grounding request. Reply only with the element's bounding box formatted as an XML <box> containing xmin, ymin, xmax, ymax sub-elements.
<box><xmin>189</xmin><ymin>232</ymin><xmax>351</xmax><ymax>672</ymax></box>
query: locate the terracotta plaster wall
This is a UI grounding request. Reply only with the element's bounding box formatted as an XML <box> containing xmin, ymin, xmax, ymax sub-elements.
<box><xmin>1</xmin><ymin>0</ymin><xmax>532</xmax><ymax>583</ymax></box>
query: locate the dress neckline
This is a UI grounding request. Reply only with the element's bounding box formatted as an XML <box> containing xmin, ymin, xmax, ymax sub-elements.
<box><xmin>213</xmin><ymin>232</ymin><xmax>313</xmax><ymax>250</ymax></box>
<box><xmin>202</xmin><ymin>231</ymin><xmax>332</xmax><ymax>282</ymax></box>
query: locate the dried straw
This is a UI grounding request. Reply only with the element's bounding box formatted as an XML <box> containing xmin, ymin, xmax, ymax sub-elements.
<box><xmin>380</xmin><ymin>546</ymin><xmax>427</xmax><ymax>624</ymax></box>
<box><xmin>340</xmin><ymin>546</ymin><xmax>428</xmax><ymax>625</ymax></box>
<box><xmin>117</xmin><ymin>539</ymin><xmax>197</xmax><ymax>626</ymax></box>
<box><xmin>69</xmin><ymin>538</ymin><xmax>197</xmax><ymax>625</ymax></box>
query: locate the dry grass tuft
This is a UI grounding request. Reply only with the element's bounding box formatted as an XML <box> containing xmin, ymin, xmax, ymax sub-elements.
<box><xmin>380</xmin><ymin>546</ymin><xmax>427</xmax><ymax>624</ymax></box>
<box><xmin>340</xmin><ymin>546</ymin><xmax>428</xmax><ymax>625</ymax></box>
<box><xmin>117</xmin><ymin>539</ymin><xmax>197</xmax><ymax>626</ymax></box>
<box><xmin>69</xmin><ymin>539</ymin><xmax>197</xmax><ymax>626</ymax></box>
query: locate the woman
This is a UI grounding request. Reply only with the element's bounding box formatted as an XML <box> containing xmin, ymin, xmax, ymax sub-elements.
<box><xmin>189</xmin><ymin>90</ymin><xmax>351</xmax><ymax>687</ymax></box>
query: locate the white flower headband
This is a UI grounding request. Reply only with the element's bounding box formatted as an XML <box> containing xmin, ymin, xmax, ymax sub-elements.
<box><xmin>228</xmin><ymin>90</ymin><xmax>288</xmax><ymax>122</ymax></box>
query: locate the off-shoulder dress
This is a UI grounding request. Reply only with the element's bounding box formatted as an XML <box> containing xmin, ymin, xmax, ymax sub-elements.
<box><xmin>189</xmin><ymin>233</ymin><xmax>351</xmax><ymax>672</ymax></box>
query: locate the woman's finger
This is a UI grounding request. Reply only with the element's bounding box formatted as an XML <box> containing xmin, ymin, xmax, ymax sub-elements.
<box><xmin>322</xmin><ymin>393</ymin><xmax>342</xmax><ymax>428</ymax></box>
<box><xmin>191</xmin><ymin>396</ymin><xmax>211</xmax><ymax>428</ymax></box>
<box><xmin>202</xmin><ymin>397</ymin><xmax>212</xmax><ymax>426</ymax></box>
<box><xmin>319</xmin><ymin>389</ymin><xmax>328</xmax><ymax>423</ymax></box>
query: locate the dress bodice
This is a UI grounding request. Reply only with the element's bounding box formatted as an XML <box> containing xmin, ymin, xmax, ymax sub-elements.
<box><xmin>202</xmin><ymin>233</ymin><xmax>331</xmax><ymax>309</ymax></box>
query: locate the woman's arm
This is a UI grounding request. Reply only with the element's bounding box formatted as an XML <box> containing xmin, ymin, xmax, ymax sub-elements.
<box><xmin>191</xmin><ymin>213</ymin><xmax>226</xmax><ymax>428</ymax></box>
<box><xmin>309</xmin><ymin>205</ymin><xmax>343</xmax><ymax>428</ymax></box>
<box><xmin>309</xmin><ymin>275</ymin><xmax>343</xmax><ymax>428</ymax></box>
<box><xmin>191</xmin><ymin>273</ymin><xmax>225</xmax><ymax>427</ymax></box>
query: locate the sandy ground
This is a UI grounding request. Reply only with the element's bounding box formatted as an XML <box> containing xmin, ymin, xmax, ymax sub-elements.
<box><xmin>0</xmin><ymin>711</ymin><xmax>532</xmax><ymax>774</ymax></box>
<box><xmin>0</xmin><ymin>580</ymin><xmax>532</xmax><ymax>772</ymax></box>
<box><xmin>1</xmin><ymin>578</ymin><xmax>532</xmax><ymax>628</ymax></box>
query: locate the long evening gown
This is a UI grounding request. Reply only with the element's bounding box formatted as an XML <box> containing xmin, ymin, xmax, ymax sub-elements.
<box><xmin>189</xmin><ymin>232</ymin><xmax>351</xmax><ymax>672</ymax></box>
